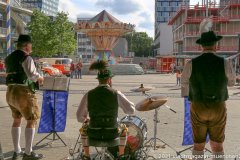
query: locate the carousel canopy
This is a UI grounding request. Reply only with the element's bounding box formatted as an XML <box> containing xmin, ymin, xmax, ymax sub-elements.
<box><xmin>76</xmin><ymin>10</ymin><xmax>134</xmax><ymax>31</ymax></box>
<box><xmin>76</xmin><ymin>10</ymin><xmax>134</xmax><ymax>51</ymax></box>
<box><xmin>90</xmin><ymin>10</ymin><xmax>121</xmax><ymax>23</ymax></box>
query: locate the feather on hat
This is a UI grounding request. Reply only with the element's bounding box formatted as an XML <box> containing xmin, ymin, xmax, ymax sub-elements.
<box><xmin>199</xmin><ymin>16</ymin><xmax>213</xmax><ymax>34</ymax></box>
<box><xmin>89</xmin><ymin>60</ymin><xmax>114</xmax><ymax>79</ymax></box>
<box><xmin>196</xmin><ymin>16</ymin><xmax>222</xmax><ymax>46</ymax></box>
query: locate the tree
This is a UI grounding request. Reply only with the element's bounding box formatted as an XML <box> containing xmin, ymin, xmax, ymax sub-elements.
<box><xmin>28</xmin><ymin>10</ymin><xmax>51</xmax><ymax>57</ymax></box>
<box><xmin>28</xmin><ymin>10</ymin><xmax>76</xmax><ymax>57</ymax></box>
<box><xmin>124</xmin><ymin>31</ymin><xmax>154</xmax><ymax>57</ymax></box>
<box><xmin>50</xmin><ymin>12</ymin><xmax>76</xmax><ymax>56</ymax></box>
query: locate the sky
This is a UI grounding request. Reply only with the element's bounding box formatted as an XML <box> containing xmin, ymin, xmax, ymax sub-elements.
<box><xmin>58</xmin><ymin>0</ymin><xmax>209</xmax><ymax>38</ymax></box>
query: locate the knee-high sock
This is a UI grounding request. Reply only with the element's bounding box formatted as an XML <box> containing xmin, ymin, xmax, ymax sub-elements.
<box><xmin>212</xmin><ymin>152</ymin><xmax>224</xmax><ymax>160</ymax></box>
<box><xmin>25</xmin><ymin>128</ymin><xmax>35</xmax><ymax>155</ymax></box>
<box><xmin>11</xmin><ymin>127</ymin><xmax>22</xmax><ymax>153</ymax></box>
<box><xmin>192</xmin><ymin>150</ymin><xmax>204</xmax><ymax>160</ymax></box>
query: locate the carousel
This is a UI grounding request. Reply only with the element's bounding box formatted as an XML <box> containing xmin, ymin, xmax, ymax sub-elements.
<box><xmin>75</xmin><ymin>10</ymin><xmax>134</xmax><ymax>64</ymax></box>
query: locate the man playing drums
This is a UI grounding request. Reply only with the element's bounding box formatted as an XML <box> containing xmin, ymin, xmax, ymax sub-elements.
<box><xmin>76</xmin><ymin>60</ymin><xmax>135</xmax><ymax>160</ymax></box>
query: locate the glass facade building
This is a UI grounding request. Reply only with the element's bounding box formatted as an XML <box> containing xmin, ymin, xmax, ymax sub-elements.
<box><xmin>21</xmin><ymin>0</ymin><xmax>59</xmax><ymax>16</ymax></box>
<box><xmin>155</xmin><ymin>0</ymin><xmax>187</xmax><ymax>24</ymax></box>
<box><xmin>154</xmin><ymin>0</ymin><xmax>189</xmax><ymax>55</ymax></box>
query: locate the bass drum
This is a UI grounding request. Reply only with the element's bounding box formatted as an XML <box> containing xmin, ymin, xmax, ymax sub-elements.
<box><xmin>107</xmin><ymin>115</ymin><xmax>147</xmax><ymax>159</ymax></box>
<box><xmin>121</xmin><ymin>115</ymin><xmax>147</xmax><ymax>153</ymax></box>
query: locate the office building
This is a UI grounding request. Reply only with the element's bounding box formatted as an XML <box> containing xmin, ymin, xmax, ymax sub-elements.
<box><xmin>77</xmin><ymin>18</ymin><xmax>95</xmax><ymax>62</ymax></box>
<box><xmin>154</xmin><ymin>0</ymin><xmax>189</xmax><ymax>56</ymax></box>
<box><xmin>0</xmin><ymin>0</ymin><xmax>32</xmax><ymax>57</ymax></box>
<box><xmin>21</xmin><ymin>0</ymin><xmax>59</xmax><ymax>17</ymax></box>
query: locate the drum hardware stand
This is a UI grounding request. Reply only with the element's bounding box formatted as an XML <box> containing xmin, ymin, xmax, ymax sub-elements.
<box><xmin>0</xmin><ymin>142</ymin><xmax>4</xmax><ymax>160</ymax></box>
<box><xmin>68</xmin><ymin>133</ymin><xmax>83</xmax><ymax>160</ymax></box>
<box><xmin>141</xmin><ymin>91</ymin><xmax>178</xmax><ymax>151</ymax></box>
<box><xmin>144</xmin><ymin>108</ymin><xmax>179</xmax><ymax>160</ymax></box>
<box><xmin>35</xmin><ymin>91</ymin><xmax>67</xmax><ymax>146</ymax></box>
<box><xmin>144</xmin><ymin>108</ymin><xmax>175</xmax><ymax>151</ymax></box>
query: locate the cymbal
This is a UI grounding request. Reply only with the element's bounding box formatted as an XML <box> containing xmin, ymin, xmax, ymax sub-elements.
<box><xmin>136</xmin><ymin>96</ymin><xmax>168</xmax><ymax>111</ymax></box>
<box><xmin>131</xmin><ymin>84</ymin><xmax>154</xmax><ymax>92</ymax></box>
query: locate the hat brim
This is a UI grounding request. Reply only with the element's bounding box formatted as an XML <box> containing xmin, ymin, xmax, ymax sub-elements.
<box><xmin>96</xmin><ymin>74</ymin><xmax>114</xmax><ymax>79</ymax></box>
<box><xmin>196</xmin><ymin>36</ymin><xmax>222</xmax><ymax>45</ymax></box>
<box><xmin>14</xmin><ymin>40</ymin><xmax>32</xmax><ymax>43</ymax></box>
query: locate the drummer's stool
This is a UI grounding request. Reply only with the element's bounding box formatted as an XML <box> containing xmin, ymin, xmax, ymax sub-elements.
<box><xmin>88</xmin><ymin>138</ymin><xmax>120</xmax><ymax>160</ymax></box>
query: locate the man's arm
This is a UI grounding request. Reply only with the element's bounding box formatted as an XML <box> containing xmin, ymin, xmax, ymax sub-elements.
<box><xmin>76</xmin><ymin>93</ymin><xmax>89</xmax><ymax>123</ymax></box>
<box><xmin>224</xmin><ymin>59</ymin><xmax>236</xmax><ymax>86</ymax></box>
<box><xmin>117</xmin><ymin>91</ymin><xmax>135</xmax><ymax>114</ymax></box>
<box><xmin>181</xmin><ymin>61</ymin><xmax>192</xmax><ymax>97</ymax></box>
<box><xmin>22</xmin><ymin>56</ymin><xmax>42</xmax><ymax>83</ymax></box>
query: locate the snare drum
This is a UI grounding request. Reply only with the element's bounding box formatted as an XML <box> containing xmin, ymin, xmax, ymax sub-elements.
<box><xmin>121</xmin><ymin>115</ymin><xmax>147</xmax><ymax>153</ymax></box>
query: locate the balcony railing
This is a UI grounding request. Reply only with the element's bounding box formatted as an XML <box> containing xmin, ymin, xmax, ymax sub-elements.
<box><xmin>228</xmin><ymin>0</ymin><xmax>240</xmax><ymax>5</ymax></box>
<box><xmin>185</xmin><ymin>46</ymin><xmax>201</xmax><ymax>51</ymax></box>
<box><xmin>184</xmin><ymin>46</ymin><xmax>238</xmax><ymax>52</ymax></box>
<box><xmin>0</xmin><ymin>27</ymin><xmax>19</xmax><ymax>38</ymax></box>
<box><xmin>0</xmin><ymin>49</ymin><xmax>7</xmax><ymax>54</ymax></box>
<box><xmin>184</xmin><ymin>31</ymin><xmax>240</xmax><ymax>36</ymax></box>
<box><xmin>217</xmin><ymin>31</ymin><xmax>240</xmax><ymax>35</ymax></box>
<box><xmin>185</xmin><ymin>32</ymin><xmax>199</xmax><ymax>36</ymax></box>
<box><xmin>0</xmin><ymin>27</ymin><xmax>7</xmax><ymax>36</ymax></box>
<box><xmin>229</xmin><ymin>15</ymin><xmax>240</xmax><ymax>19</ymax></box>
<box><xmin>216</xmin><ymin>46</ymin><xmax>238</xmax><ymax>51</ymax></box>
<box><xmin>185</xmin><ymin>16</ymin><xmax>229</xmax><ymax>24</ymax></box>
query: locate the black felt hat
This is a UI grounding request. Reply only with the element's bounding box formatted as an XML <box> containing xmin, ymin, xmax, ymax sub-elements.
<box><xmin>16</xmin><ymin>34</ymin><xmax>32</xmax><ymax>43</ymax></box>
<box><xmin>196</xmin><ymin>31</ymin><xmax>222</xmax><ymax>46</ymax></box>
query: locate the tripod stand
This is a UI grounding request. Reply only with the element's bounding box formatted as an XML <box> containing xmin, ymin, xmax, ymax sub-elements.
<box><xmin>36</xmin><ymin>91</ymin><xmax>67</xmax><ymax>146</ymax></box>
<box><xmin>144</xmin><ymin>106</ymin><xmax>178</xmax><ymax>152</ymax></box>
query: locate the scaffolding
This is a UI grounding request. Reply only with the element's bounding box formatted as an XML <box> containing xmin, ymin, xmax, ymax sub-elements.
<box><xmin>168</xmin><ymin>0</ymin><xmax>240</xmax><ymax>68</ymax></box>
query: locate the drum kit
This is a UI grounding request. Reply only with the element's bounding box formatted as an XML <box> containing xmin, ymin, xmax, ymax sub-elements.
<box><xmin>120</xmin><ymin>84</ymin><xmax>177</xmax><ymax>159</ymax></box>
<box><xmin>69</xmin><ymin>84</ymin><xmax>177</xmax><ymax>160</ymax></box>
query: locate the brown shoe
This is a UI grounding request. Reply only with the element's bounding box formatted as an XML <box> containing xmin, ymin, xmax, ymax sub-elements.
<box><xmin>81</xmin><ymin>155</ymin><xmax>91</xmax><ymax>160</ymax></box>
<box><xmin>117</xmin><ymin>155</ymin><xmax>128</xmax><ymax>160</ymax></box>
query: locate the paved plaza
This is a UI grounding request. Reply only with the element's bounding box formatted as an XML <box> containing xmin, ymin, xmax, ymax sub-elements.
<box><xmin>1</xmin><ymin>74</ymin><xmax>240</xmax><ymax>160</ymax></box>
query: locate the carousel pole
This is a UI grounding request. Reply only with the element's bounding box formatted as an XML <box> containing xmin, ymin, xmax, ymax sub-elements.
<box><xmin>6</xmin><ymin>0</ymin><xmax>11</xmax><ymax>55</ymax></box>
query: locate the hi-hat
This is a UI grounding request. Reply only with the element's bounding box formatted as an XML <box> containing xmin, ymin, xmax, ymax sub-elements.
<box><xmin>131</xmin><ymin>84</ymin><xmax>154</xmax><ymax>92</ymax></box>
<box><xmin>136</xmin><ymin>96</ymin><xmax>168</xmax><ymax>111</ymax></box>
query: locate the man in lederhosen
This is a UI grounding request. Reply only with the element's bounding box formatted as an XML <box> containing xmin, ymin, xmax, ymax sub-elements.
<box><xmin>181</xmin><ymin>30</ymin><xmax>235</xmax><ymax>159</ymax></box>
<box><xmin>5</xmin><ymin>34</ymin><xmax>44</xmax><ymax>160</ymax></box>
<box><xmin>76</xmin><ymin>60</ymin><xmax>135</xmax><ymax>160</ymax></box>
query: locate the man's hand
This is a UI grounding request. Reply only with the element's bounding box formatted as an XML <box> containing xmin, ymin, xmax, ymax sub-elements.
<box><xmin>37</xmin><ymin>77</ymin><xmax>44</xmax><ymax>85</ymax></box>
<box><xmin>84</xmin><ymin>118</ymin><xmax>90</xmax><ymax>123</ymax></box>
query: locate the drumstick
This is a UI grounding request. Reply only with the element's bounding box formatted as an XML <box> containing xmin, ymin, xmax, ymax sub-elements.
<box><xmin>164</xmin><ymin>105</ymin><xmax>177</xmax><ymax>113</ymax></box>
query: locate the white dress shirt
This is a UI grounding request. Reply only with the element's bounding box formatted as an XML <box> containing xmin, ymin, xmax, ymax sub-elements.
<box><xmin>181</xmin><ymin>52</ymin><xmax>236</xmax><ymax>97</ymax></box>
<box><xmin>22</xmin><ymin>56</ymin><xmax>42</xmax><ymax>82</ymax></box>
